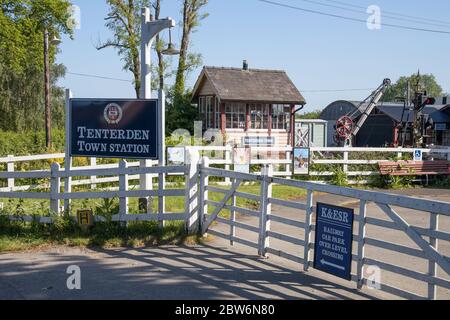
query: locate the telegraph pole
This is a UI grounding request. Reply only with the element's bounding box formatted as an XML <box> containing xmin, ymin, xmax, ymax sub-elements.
<box><xmin>43</xmin><ymin>28</ymin><xmax>61</xmax><ymax>150</ymax></box>
<box><xmin>44</xmin><ymin>29</ymin><xmax>51</xmax><ymax>149</ymax></box>
<box><xmin>413</xmin><ymin>72</ymin><xmax>422</xmax><ymax>148</ymax></box>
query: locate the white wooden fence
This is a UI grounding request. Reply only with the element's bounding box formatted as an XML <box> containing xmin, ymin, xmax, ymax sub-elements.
<box><xmin>0</xmin><ymin>161</ymin><xmax>198</xmax><ymax>231</ymax></box>
<box><xmin>199</xmin><ymin>161</ymin><xmax>450</xmax><ymax>300</ymax></box>
<box><xmin>309</xmin><ymin>147</ymin><xmax>450</xmax><ymax>178</ymax></box>
<box><xmin>1</xmin><ymin>146</ymin><xmax>449</xmax><ymax>192</ymax></box>
<box><xmin>0</xmin><ymin>149</ymin><xmax>450</xmax><ymax>299</ymax></box>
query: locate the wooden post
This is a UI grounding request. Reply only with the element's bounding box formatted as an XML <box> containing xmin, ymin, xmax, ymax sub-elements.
<box><xmin>185</xmin><ymin>148</ymin><xmax>200</xmax><ymax>234</ymax></box>
<box><xmin>259</xmin><ymin>165</ymin><xmax>273</xmax><ymax>257</ymax></box>
<box><xmin>343</xmin><ymin>151</ymin><xmax>349</xmax><ymax>174</ymax></box>
<box><xmin>7</xmin><ymin>155</ymin><xmax>14</xmax><ymax>191</ymax></box>
<box><xmin>44</xmin><ymin>29</ymin><xmax>52</xmax><ymax>149</ymax></box>
<box><xmin>397</xmin><ymin>147</ymin><xmax>403</xmax><ymax>160</ymax></box>
<box><xmin>286</xmin><ymin>149</ymin><xmax>291</xmax><ymax>179</ymax></box>
<box><xmin>139</xmin><ymin>159</ymin><xmax>153</xmax><ymax>213</ymax></box>
<box><xmin>290</xmin><ymin>104</ymin><xmax>295</xmax><ymax>147</ymax></box>
<box><xmin>119</xmin><ymin>160</ymin><xmax>129</xmax><ymax>224</ymax></box>
<box><xmin>90</xmin><ymin>157</ymin><xmax>97</xmax><ymax>189</ymax></box>
<box><xmin>268</xmin><ymin>104</ymin><xmax>273</xmax><ymax>137</ymax></box>
<box><xmin>428</xmin><ymin>212</ymin><xmax>439</xmax><ymax>300</ymax></box>
<box><xmin>230</xmin><ymin>177</ymin><xmax>236</xmax><ymax>246</ymax></box>
<box><xmin>245</xmin><ymin>103</ymin><xmax>250</xmax><ymax>132</ymax></box>
<box><xmin>64</xmin><ymin>89</ymin><xmax>73</xmax><ymax>214</ymax></box>
<box><xmin>199</xmin><ymin>157</ymin><xmax>210</xmax><ymax>235</ymax></box>
<box><xmin>303</xmin><ymin>190</ymin><xmax>314</xmax><ymax>271</ymax></box>
<box><xmin>225</xmin><ymin>146</ymin><xmax>231</xmax><ymax>185</ymax></box>
<box><xmin>357</xmin><ymin>200</ymin><xmax>367</xmax><ymax>289</ymax></box>
<box><xmin>158</xmin><ymin>170</ymin><xmax>165</xmax><ymax>229</ymax></box>
<box><xmin>158</xmin><ymin>89</ymin><xmax>166</xmax><ymax>228</ymax></box>
<box><xmin>221</xmin><ymin>102</ymin><xmax>226</xmax><ymax>135</ymax></box>
<box><xmin>50</xmin><ymin>163</ymin><xmax>61</xmax><ymax>214</ymax></box>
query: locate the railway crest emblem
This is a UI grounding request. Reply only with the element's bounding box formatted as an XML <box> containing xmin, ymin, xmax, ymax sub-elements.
<box><xmin>104</xmin><ymin>103</ymin><xmax>123</xmax><ymax>125</ymax></box>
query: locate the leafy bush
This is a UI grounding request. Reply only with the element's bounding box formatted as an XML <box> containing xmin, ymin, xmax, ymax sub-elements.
<box><xmin>0</xmin><ymin>129</ymin><xmax>65</xmax><ymax>156</ymax></box>
<box><xmin>331</xmin><ymin>167</ymin><xmax>349</xmax><ymax>187</ymax></box>
<box><xmin>387</xmin><ymin>175</ymin><xmax>415</xmax><ymax>189</ymax></box>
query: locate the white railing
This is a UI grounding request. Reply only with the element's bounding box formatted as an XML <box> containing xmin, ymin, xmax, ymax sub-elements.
<box><xmin>309</xmin><ymin>147</ymin><xmax>450</xmax><ymax>180</ymax></box>
<box><xmin>1</xmin><ymin>146</ymin><xmax>450</xmax><ymax>192</ymax></box>
<box><xmin>0</xmin><ymin>161</ymin><xmax>196</xmax><ymax>230</ymax></box>
<box><xmin>1</xmin><ymin>148</ymin><xmax>449</xmax><ymax>299</ymax></box>
<box><xmin>0</xmin><ymin>154</ymin><xmax>160</xmax><ymax>192</ymax></box>
<box><xmin>199</xmin><ymin>161</ymin><xmax>450</xmax><ymax>300</ymax></box>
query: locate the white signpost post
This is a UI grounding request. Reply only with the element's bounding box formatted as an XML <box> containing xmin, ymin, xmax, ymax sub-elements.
<box><xmin>64</xmin><ymin>89</ymin><xmax>73</xmax><ymax>213</ymax></box>
<box><xmin>140</xmin><ymin>8</ymin><xmax>177</xmax><ymax>225</ymax></box>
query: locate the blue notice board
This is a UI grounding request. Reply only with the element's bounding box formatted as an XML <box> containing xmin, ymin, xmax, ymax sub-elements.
<box><xmin>314</xmin><ymin>202</ymin><xmax>354</xmax><ymax>280</ymax></box>
<box><xmin>70</xmin><ymin>99</ymin><xmax>159</xmax><ymax>159</ymax></box>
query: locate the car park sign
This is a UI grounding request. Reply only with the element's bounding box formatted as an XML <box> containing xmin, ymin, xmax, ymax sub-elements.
<box><xmin>314</xmin><ymin>202</ymin><xmax>355</xmax><ymax>280</ymax></box>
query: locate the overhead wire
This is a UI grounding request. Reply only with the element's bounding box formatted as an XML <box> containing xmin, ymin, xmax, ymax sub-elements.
<box><xmin>297</xmin><ymin>0</ymin><xmax>450</xmax><ymax>29</ymax></box>
<box><xmin>322</xmin><ymin>0</ymin><xmax>450</xmax><ymax>27</ymax></box>
<box><xmin>256</xmin><ymin>0</ymin><xmax>450</xmax><ymax>35</ymax></box>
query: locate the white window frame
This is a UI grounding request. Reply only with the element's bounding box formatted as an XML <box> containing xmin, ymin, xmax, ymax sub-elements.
<box><xmin>199</xmin><ymin>96</ymin><xmax>215</xmax><ymax>129</ymax></box>
<box><xmin>226</xmin><ymin>103</ymin><xmax>246</xmax><ymax>129</ymax></box>
<box><xmin>250</xmin><ymin>103</ymin><xmax>269</xmax><ymax>130</ymax></box>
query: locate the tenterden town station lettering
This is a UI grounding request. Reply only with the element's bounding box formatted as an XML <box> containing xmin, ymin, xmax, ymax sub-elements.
<box><xmin>76</xmin><ymin>128</ymin><xmax>151</xmax><ymax>154</ymax></box>
<box><xmin>70</xmin><ymin>99</ymin><xmax>159</xmax><ymax>159</ymax></box>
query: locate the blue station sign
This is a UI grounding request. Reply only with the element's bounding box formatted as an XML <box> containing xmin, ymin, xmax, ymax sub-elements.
<box><xmin>70</xmin><ymin>99</ymin><xmax>159</xmax><ymax>159</ymax></box>
<box><xmin>314</xmin><ymin>202</ymin><xmax>354</xmax><ymax>280</ymax></box>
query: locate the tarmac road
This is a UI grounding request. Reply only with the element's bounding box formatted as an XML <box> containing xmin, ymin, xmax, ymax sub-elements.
<box><xmin>0</xmin><ymin>187</ymin><xmax>449</xmax><ymax>300</ymax></box>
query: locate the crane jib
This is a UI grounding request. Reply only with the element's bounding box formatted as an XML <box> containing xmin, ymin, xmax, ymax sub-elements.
<box><xmin>334</xmin><ymin>79</ymin><xmax>391</xmax><ymax>145</ymax></box>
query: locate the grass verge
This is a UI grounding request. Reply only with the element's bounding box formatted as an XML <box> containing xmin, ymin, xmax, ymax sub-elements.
<box><xmin>0</xmin><ymin>184</ymin><xmax>306</xmax><ymax>253</ymax></box>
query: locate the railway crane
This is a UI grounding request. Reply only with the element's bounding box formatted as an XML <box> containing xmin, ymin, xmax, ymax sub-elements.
<box><xmin>334</xmin><ymin>78</ymin><xmax>391</xmax><ymax>146</ymax></box>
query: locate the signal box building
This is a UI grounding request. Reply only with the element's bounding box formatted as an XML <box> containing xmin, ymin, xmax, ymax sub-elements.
<box><xmin>192</xmin><ymin>63</ymin><xmax>306</xmax><ymax>147</ymax></box>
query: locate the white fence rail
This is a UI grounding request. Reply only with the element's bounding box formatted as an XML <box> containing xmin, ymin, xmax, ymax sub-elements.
<box><xmin>199</xmin><ymin>162</ymin><xmax>450</xmax><ymax>300</ymax></box>
<box><xmin>1</xmin><ymin>148</ymin><xmax>450</xmax><ymax>299</ymax></box>
<box><xmin>0</xmin><ymin>161</ymin><xmax>196</xmax><ymax>230</ymax></box>
<box><xmin>2</xmin><ymin>146</ymin><xmax>450</xmax><ymax>191</ymax></box>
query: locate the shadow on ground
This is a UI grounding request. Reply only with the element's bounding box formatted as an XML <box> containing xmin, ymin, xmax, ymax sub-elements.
<box><xmin>0</xmin><ymin>244</ymin><xmax>383</xmax><ymax>300</ymax></box>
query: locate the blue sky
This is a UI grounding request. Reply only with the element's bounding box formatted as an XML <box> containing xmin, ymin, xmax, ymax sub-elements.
<box><xmin>57</xmin><ymin>0</ymin><xmax>450</xmax><ymax>112</ymax></box>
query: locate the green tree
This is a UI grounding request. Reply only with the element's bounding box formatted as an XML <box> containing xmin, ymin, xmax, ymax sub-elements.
<box><xmin>173</xmin><ymin>0</ymin><xmax>208</xmax><ymax>97</ymax></box>
<box><xmin>166</xmin><ymin>89</ymin><xmax>200</xmax><ymax>135</ymax></box>
<box><xmin>299</xmin><ymin>109</ymin><xmax>322</xmax><ymax>119</ymax></box>
<box><xmin>0</xmin><ymin>0</ymin><xmax>72</xmax><ymax>135</ymax></box>
<box><xmin>97</xmin><ymin>0</ymin><xmax>151</xmax><ymax>98</ymax></box>
<box><xmin>382</xmin><ymin>73</ymin><xmax>444</xmax><ymax>102</ymax></box>
<box><xmin>151</xmin><ymin>0</ymin><xmax>173</xmax><ymax>91</ymax></box>
<box><xmin>98</xmin><ymin>0</ymin><xmax>209</xmax><ymax>135</ymax></box>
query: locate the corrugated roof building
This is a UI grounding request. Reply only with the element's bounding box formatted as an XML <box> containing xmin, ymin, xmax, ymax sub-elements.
<box><xmin>320</xmin><ymin>100</ymin><xmax>450</xmax><ymax>147</ymax></box>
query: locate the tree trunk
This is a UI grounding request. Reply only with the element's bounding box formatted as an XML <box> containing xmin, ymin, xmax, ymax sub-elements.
<box><xmin>155</xmin><ymin>0</ymin><xmax>164</xmax><ymax>91</ymax></box>
<box><xmin>174</xmin><ymin>1</ymin><xmax>190</xmax><ymax>97</ymax></box>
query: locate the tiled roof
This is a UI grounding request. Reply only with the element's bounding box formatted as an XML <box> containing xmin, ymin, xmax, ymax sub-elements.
<box><xmin>192</xmin><ymin>66</ymin><xmax>306</xmax><ymax>105</ymax></box>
